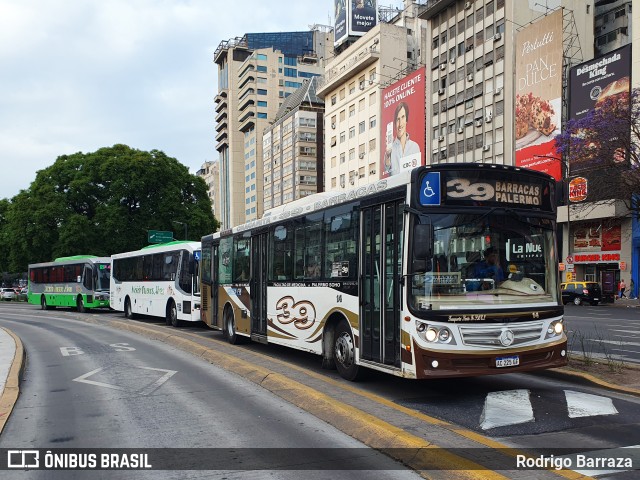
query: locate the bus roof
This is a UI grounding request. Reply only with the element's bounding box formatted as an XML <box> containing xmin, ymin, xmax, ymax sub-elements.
<box><xmin>141</xmin><ymin>240</ymin><xmax>199</xmax><ymax>250</ymax></box>
<box><xmin>111</xmin><ymin>241</ymin><xmax>201</xmax><ymax>259</ymax></box>
<box><xmin>29</xmin><ymin>256</ymin><xmax>111</xmax><ymax>269</ymax></box>
<box><xmin>54</xmin><ymin>255</ymin><xmax>102</xmax><ymax>262</ymax></box>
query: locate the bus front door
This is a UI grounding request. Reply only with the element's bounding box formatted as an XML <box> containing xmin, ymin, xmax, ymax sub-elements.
<box><xmin>361</xmin><ymin>201</ymin><xmax>403</xmax><ymax>367</ymax></box>
<box><xmin>251</xmin><ymin>232</ymin><xmax>268</xmax><ymax>343</ymax></box>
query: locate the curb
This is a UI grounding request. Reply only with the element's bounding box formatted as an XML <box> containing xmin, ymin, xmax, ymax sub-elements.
<box><xmin>0</xmin><ymin>327</ymin><xmax>25</xmax><ymax>434</ymax></box>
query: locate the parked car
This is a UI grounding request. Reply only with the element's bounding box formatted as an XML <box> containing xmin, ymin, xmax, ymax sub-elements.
<box><xmin>560</xmin><ymin>281</ymin><xmax>602</xmax><ymax>306</ymax></box>
<box><xmin>1</xmin><ymin>288</ymin><xmax>16</xmax><ymax>301</ymax></box>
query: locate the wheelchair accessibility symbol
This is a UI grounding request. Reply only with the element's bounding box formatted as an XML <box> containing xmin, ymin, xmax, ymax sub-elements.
<box><xmin>419</xmin><ymin>172</ymin><xmax>441</xmax><ymax>206</ymax></box>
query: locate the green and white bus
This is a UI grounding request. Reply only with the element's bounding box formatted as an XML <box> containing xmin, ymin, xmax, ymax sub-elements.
<box><xmin>28</xmin><ymin>255</ymin><xmax>111</xmax><ymax>311</ymax></box>
<box><xmin>110</xmin><ymin>241</ymin><xmax>202</xmax><ymax>327</ymax></box>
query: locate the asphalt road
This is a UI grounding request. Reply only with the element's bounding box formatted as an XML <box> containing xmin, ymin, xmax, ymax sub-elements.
<box><xmin>0</xmin><ymin>306</ymin><xmax>420</xmax><ymax>479</ymax></box>
<box><xmin>564</xmin><ymin>303</ymin><xmax>640</xmax><ymax>366</ymax></box>
<box><xmin>2</xmin><ymin>303</ymin><xmax>640</xmax><ymax>479</ymax></box>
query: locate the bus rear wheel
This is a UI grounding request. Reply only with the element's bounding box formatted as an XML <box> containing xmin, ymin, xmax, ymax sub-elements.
<box><xmin>166</xmin><ymin>300</ymin><xmax>179</xmax><ymax>328</ymax></box>
<box><xmin>77</xmin><ymin>296</ymin><xmax>85</xmax><ymax>313</ymax></box>
<box><xmin>334</xmin><ymin>321</ymin><xmax>361</xmax><ymax>381</ymax></box>
<box><xmin>224</xmin><ymin>308</ymin><xmax>241</xmax><ymax>344</ymax></box>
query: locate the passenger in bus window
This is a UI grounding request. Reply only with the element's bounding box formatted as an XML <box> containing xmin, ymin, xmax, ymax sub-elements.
<box><xmin>306</xmin><ymin>259</ymin><xmax>320</xmax><ymax>278</ymax></box>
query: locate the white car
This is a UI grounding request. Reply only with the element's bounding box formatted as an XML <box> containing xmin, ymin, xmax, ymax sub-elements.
<box><xmin>1</xmin><ymin>288</ymin><xmax>16</xmax><ymax>301</ymax></box>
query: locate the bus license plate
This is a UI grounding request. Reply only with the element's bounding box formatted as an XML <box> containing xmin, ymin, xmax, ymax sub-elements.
<box><xmin>496</xmin><ymin>356</ymin><xmax>519</xmax><ymax>368</ymax></box>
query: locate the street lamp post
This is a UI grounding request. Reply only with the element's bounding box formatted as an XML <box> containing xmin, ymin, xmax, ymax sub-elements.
<box><xmin>172</xmin><ymin>221</ymin><xmax>188</xmax><ymax>241</ymax></box>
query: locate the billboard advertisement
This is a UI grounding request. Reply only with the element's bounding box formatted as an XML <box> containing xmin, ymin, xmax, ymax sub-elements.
<box><xmin>380</xmin><ymin>68</ymin><xmax>426</xmax><ymax>178</ymax></box>
<box><xmin>334</xmin><ymin>0</ymin><xmax>377</xmax><ymax>47</ymax></box>
<box><xmin>568</xmin><ymin>44</ymin><xmax>631</xmax><ymax>174</ymax></box>
<box><xmin>334</xmin><ymin>0</ymin><xmax>348</xmax><ymax>46</ymax></box>
<box><xmin>514</xmin><ymin>9</ymin><xmax>563</xmax><ymax>180</ymax></box>
<box><xmin>350</xmin><ymin>0</ymin><xmax>377</xmax><ymax>36</ymax></box>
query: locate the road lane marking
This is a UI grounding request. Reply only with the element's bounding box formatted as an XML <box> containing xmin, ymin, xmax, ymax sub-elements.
<box><xmin>480</xmin><ymin>390</ymin><xmax>533</xmax><ymax>430</ymax></box>
<box><xmin>564</xmin><ymin>390</ymin><xmax>618</xmax><ymax>418</ymax></box>
<box><xmin>72</xmin><ymin>368</ymin><xmax>127</xmax><ymax>391</ymax></box>
<box><xmin>72</xmin><ymin>366</ymin><xmax>176</xmax><ymax>395</ymax></box>
<box><xmin>138</xmin><ymin>367</ymin><xmax>177</xmax><ymax>395</ymax></box>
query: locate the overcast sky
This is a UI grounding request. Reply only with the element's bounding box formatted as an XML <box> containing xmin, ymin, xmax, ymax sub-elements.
<box><xmin>0</xmin><ymin>0</ymin><xmax>377</xmax><ymax>200</ymax></box>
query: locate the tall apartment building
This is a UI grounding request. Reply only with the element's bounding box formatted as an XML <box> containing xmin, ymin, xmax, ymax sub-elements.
<box><xmin>318</xmin><ymin>3</ymin><xmax>426</xmax><ymax>190</ymax></box>
<box><xmin>213</xmin><ymin>30</ymin><xmax>332</xmax><ymax>229</ymax></box>
<box><xmin>594</xmin><ymin>0</ymin><xmax>632</xmax><ymax>55</ymax></box>
<box><xmin>197</xmin><ymin>160</ymin><xmax>219</xmax><ymax>220</ymax></box>
<box><xmin>263</xmin><ymin>77</ymin><xmax>325</xmax><ymax>211</ymax></box>
<box><xmin>418</xmin><ymin>0</ymin><xmax>593</xmax><ymax>168</ymax></box>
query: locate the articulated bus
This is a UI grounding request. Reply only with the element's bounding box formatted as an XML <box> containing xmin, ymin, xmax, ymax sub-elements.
<box><xmin>110</xmin><ymin>241</ymin><xmax>201</xmax><ymax>327</ymax></box>
<box><xmin>28</xmin><ymin>255</ymin><xmax>111</xmax><ymax>311</ymax></box>
<box><xmin>201</xmin><ymin>164</ymin><xmax>567</xmax><ymax>380</ymax></box>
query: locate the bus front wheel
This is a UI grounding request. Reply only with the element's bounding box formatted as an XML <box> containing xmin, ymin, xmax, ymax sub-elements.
<box><xmin>125</xmin><ymin>298</ymin><xmax>136</xmax><ymax>319</ymax></box>
<box><xmin>166</xmin><ymin>300</ymin><xmax>179</xmax><ymax>328</ymax></box>
<box><xmin>334</xmin><ymin>321</ymin><xmax>361</xmax><ymax>381</ymax></box>
<box><xmin>77</xmin><ymin>296</ymin><xmax>85</xmax><ymax>313</ymax></box>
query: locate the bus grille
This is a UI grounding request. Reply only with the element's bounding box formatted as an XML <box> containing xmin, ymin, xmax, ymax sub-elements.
<box><xmin>459</xmin><ymin>321</ymin><xmax>544</xmax><ymax>348</ymax></box>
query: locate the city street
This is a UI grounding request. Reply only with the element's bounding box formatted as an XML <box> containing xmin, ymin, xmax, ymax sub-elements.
<box><xmin>1</xmin><ymin>303</ymin><xmax>640</xmax><ymax>478</ymax></box>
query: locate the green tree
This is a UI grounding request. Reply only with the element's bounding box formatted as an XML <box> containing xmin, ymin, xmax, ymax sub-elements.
<box><xmin>4</xmin><ymin>144</ymin><xmax>218</xmax><ymax>272</ymax></box>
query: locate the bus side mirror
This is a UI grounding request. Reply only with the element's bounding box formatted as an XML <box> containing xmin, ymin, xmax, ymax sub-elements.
<box><xmin>189</xmin><ymin>258</ymin><xmax>195</xmax><ymax>275</ymax></box>
<box><xmin>413</xmin><ymin>224</ymin><xmax>433</xmax><ymax>260</ymax></box>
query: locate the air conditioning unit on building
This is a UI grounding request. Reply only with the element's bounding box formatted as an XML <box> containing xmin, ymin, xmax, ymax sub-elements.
<box><xmin>494</xmin><ymin>33</ymin><xmax>502</xmax><ymax>41</ymax></box>
<box><xmin>359</xmin><ymin>153</ymin><xmax>365</xmax><ymax>159</ymax></box>
<box><xmin>439</xmin><ymin>64</ymin><xmax>447</xmax><ymax>71</ymax></box>
<box><xmin>450</xmin><ymin>58</ymin><xmax>456</xmax><ymax>64</ymax></box>
<box><xmin>485</xmin><ymin>114</ymin><xmax>493</xmax><ymax>123</ymax></box>
<box><xmin>331</xmin><ymin>123</ymin><xmax>336</xmax><ymax>129</ymax></box>
<box><xmin>370</xmin><ymin>169</ymin><xmax>376</xmax><ymax>175</ymax></box>
<box><xmin>359</xmin><ymin>82</ymin><xmax>365</xmax><ymax>90</ymax></box>
<box><xmin>475</xmin><ymin>120</ymin><xmax>482</xmax><ymax>127</ymax></box>
<box><xmin>438</xmin><ymin>135</ymin><xmax>445</xmax><ymax>142</ymax></box>
<box><xmin>465</xmin><ymin>2</ymin><xmax>472</xmax><ymax>10</ymax></box>
<box><xmin>350</xmin><ymin>179</ymin><xmax>355</xmax><ymax>185</ymax></box>
<box><xmin>467</xmin><ymin>73</ymin><xmax>474</xmax><ymax>82</ymax></box>
<box><xmin>438</xmin><ymin>88</ymin><xmax>445</xmax><ymax>95</ymax></box>
<box><xmin>483</xmin><ymin>145</ymin><xmax>491</xmax><ymax>152</ymax></box>
<box><xmin>457</xmin><ymin>127</ymin><xmax>464</xmax><ymax>134</ymax></box>
<box><xmin>494</xmin><ymin>87</ymin><xmax>503</xmax><ymax>95</ymax></box>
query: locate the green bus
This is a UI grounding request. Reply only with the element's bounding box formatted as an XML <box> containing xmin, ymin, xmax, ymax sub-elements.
<box><xmin>28</xmin><ymin>255</ymin><xmax>111</xmax><ymax>311</ymax></box>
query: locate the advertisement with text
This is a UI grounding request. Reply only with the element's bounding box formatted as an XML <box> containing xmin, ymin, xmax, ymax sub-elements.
<box><xmin>514</xmin><ymin>9</ymin><xmax>563</xmax><ymax>180</ymax></box>
<box><xmin>380</xmin><ymin>68</ymin><xmax>426</xmax><ymax>178</ymax></box>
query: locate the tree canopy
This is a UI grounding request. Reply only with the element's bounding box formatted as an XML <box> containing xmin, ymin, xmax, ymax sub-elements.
<box><xmin>555</xmin><ymin>88</ymin><xmax>640</xmax><ymax>215</ymax></box>
<box><xmin>2</xmin><ymin>144</ymin><xmax>218</xmax><ymax>273</ymax></box>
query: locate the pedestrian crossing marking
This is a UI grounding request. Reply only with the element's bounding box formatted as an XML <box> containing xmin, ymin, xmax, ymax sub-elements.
<box><xmin>564</xmin><ymin>390</ymin><xmax>618</xmax><ymax>418</ymax></box>
<box><xmin>480</xmin><ymin>389</ymin><xmax>534</xmax><ymax>430</ymax></box>
<box><xmin>480</xmin><ymin>390</ymin><xmax>618</xmax><ymax>429</ymax></box>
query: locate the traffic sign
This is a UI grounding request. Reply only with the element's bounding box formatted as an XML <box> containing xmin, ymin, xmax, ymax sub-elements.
<box><xmin>148</xmin><ymin>230</ymin><xmax>173</xmax><ymax>243</ymax></box>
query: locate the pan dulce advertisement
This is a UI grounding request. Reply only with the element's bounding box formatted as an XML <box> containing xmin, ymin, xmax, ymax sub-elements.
<box><xmin>514</xmin><ymin>9</ymin><xmax>563</xmax><ymax>181</ymax></box>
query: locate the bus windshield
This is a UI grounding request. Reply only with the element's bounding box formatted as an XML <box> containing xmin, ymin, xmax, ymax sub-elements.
<box><xmin>96</xmin><ymin>263</ymin><xmax>111</xmax><ymax>291</ymax></box>
<box><xmin>409</xmin><ymin>211</ymin><xmax>559</xmax><ymax>312</ymax></box>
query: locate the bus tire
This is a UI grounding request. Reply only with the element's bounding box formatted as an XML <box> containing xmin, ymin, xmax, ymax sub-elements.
<box><xmin>124</xmin><ymin>297</ymin><xmax>137</xmax><ymax>319</ymax></box>
<box><xmin>166</xmin><ymin>300</ymin><xmax>180</xmax><ymax>328</ymax></box>
<box><xmin>333</xmin><ymin>321</ymin><xmax>361</xmax><ymax>381</ymax></box>
<box><xmin>77</xmin><ymin>296</ymin><xmax>86</xmax><ymax>313</ymax></box>
<box><xmin>224</xmin><ymin>308</ymin><xmax>241</xmax><ymax>344</ymax></box>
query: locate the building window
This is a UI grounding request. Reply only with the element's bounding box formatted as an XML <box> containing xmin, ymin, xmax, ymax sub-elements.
<box><xmin>359</xmin><ymin>121</ymin><xmax>366</xmax><ymax>134</ymax></box>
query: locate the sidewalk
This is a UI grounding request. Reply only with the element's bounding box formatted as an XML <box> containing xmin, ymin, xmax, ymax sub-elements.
<box><xmin>0</xmin><ymin>327</ymin><xmax>16</xmax><ymax>395</ymax></box>
<box><xmin>611</xmin><ymin>296</ymin><xmax>640</xmax><ymax>308</ymax></box>
<box><xmin>0</xmin><ymin>326</ymin><xmax>21</xmax><ymax>434</ymax></box>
